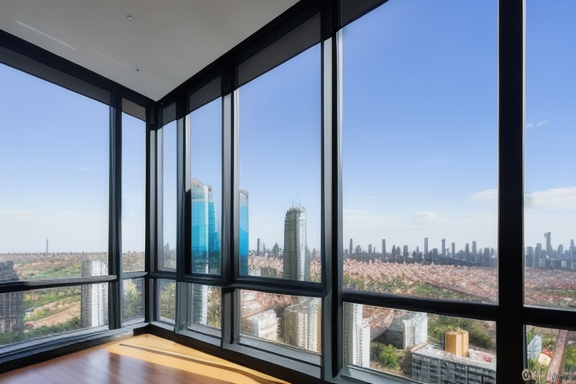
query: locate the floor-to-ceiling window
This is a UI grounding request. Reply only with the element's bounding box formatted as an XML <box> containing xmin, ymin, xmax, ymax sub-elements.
<box><xmin>0</xmin><ymin>62</ymin><xmax>110</xmax><ymax>343</ymax></box>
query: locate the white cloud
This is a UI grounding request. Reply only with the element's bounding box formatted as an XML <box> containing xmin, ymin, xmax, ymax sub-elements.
<box><xmin>77</xmin><ymin>166</ymin><xmax>90</xmax><ymax>172</ymax></box>
<box><xmin>525</xmin><ymin>187</ymin><xmax>576</xmax><ymax>210</ymax></box>
<box><xmin>469</xmin><ymin>189</ymin><xmax>497</xmax><ymax>201</ymax></box>
<box><xmin>526</xmin><ymin>120</ymin><xmax>550</xmax><ymax>129</ymax></box>
<box><xmin>414</xmin><ymin>211</ymin><xmax>438</xmax><ymax>220</ymax></box>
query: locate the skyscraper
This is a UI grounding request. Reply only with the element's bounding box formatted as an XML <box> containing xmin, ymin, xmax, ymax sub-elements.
<box><xmin>191</xmin><ymin>179</ymin><xmax>220</xmax><ymax>274</ymax></box>
<box><xmin>283</xmin><ymin>207</ymin><xmax>309</xmax><ymax>281</ymax></box>
<box><xmin>0</xmin><ymin>262</ymin><xmax>23</xmax><ymax>334</ymax></box>
<box><xmin>545</xmin><ymin>232</ymin><xmax>552</xmax><ymax>256</ymax></box>
<box><xmin>239</xmin><ymin>190</ymin><xmax>249</xmax><ymax>275</ymax></box>
<box><xmin>424</xmin><ymin>237</ymin><xmax>428</xmax><ymax>257</ymax></box>
<box><xmin>344</xmin><ymin>303</ymin><xmax>370</xmax><ymax>368</ymax></box>
<box><xmin>81</xmin><ymin>259</ymin><xmax>108</xmax><ymax>327</ymax></box>
<box><xmin>284</xmin><ymin>298</ymin><xmax>321</xmax><ymax>352</ymax></box>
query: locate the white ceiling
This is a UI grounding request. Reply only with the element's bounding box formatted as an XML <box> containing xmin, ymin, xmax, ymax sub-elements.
<box><xmin>0</xmin><ymin>0</ymin><xmax>299</xmax><ymax>101</ymax></box>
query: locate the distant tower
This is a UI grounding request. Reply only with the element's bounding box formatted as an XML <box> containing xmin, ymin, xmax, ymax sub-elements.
<box><xmin>382</xmin><ymin>239</ymin><xmax>386</xmax><ymax>255</ymax></box>
<box><xmin>472</xmin><ymin>241</ymin><xmax>477</xmax><ymax>257</ymax></box>
<box><xmin>441</xmin><ymin>239</ymin><xmax>446</xmax><ymax>257</ymax></box>
<box><xmin>191</xmin><ymin>179</ymin><xmax>219</xmax><ymax>274</ymax></box>
<box><xmin>283</xmin><ymin>207</ymin><xmax>309</xmax><ymax>280</ymax></box>
<box><xmin>344</xmin><ymin>303</ymin><xmax>370</xmax><ymax>368</ymax></box>
<box><xmin>451</xmin><ymin>242</ymin><xmax>456</xmax><ymax>259</ymax></box>
<box><xmin>257</xmin><ymin>238</ymin><xmax>261</xmax><ymax>256</ymax></box>
<box><xmin>424</xmin><ymin>238</ymin><xmax>428</xmax><ymax>257</ymax></box>
<box><xmin>349</xmin><ymin>238</ymin><xmax>354</xmax><ymax>256</ymax></box>
<box><xmin>239</xmin><ymin>190</ymin><xmax>249</xmax><ymax>275</ymax></box>
<box><xmin>545</xmin><ymin>232</ymin><xmax>552</xmax><ymax>256</ymax></box>
<box><xmin>46</xmin><ymin>239</ymin><xmax>49</xmax><ymax>254</ymax></box>
<box><xmin>368</xmin><ymin>244</ymin><xmax>372</xmax><ymax>254</ymax></box>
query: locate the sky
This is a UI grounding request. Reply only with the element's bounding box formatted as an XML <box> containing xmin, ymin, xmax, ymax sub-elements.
<box><xmin>1</xmin><ymin>0</ymin><xmax>575</xmax><ymax>256</ymax></box>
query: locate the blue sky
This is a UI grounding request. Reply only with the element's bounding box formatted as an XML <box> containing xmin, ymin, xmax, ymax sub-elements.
<box><xmin>1</xmin><ymin>0</ymin><xmax>575</xmax><ymax>256</ymax></box>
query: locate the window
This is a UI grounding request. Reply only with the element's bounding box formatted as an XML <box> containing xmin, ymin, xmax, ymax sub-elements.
<box><xmin>189</xmin><ymin>98</ymin><xmax>222</xmax><ymax>275</ymax></box>
<box><xmin>0</xmin><ymin>62</ymin><xmax>111</xmax><ymax>345</ymax></box>
<box><xmin>342</xmin><ymin>0</ymin><xmax>497</xmax><ymax>303</ymax></box>
<box><xmin>161</xmin><ymin>121</ymin><xmax>178</xmax><ymax>271</ymax></box>
<box><xmin>238</xmin><ymin>44</ymin><xmax>322</xmax><ymax>282</ymax></box>
<box><xmin>525</xmin><ymin>0</ymin><xmax>576</xmax><ymax>310</ymax></box>
<box><xmin>122</xmin><ymin>113</ymin><xmax>146</xmax><ymax>273</ymax></box>
<box><xmin>0</xmin><ymin>64</ymin><xmax>110</xmax><ymax>279</ymax></box>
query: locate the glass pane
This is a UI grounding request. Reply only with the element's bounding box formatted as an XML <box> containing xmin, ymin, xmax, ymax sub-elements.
<box><xmin>0</xmin><ymin>63</ymin><xmax>109</xmax><ymax>280</ymax></box>
<box><xmin>240</xmin><ymin>290</ymin><xmax>321</xmax><ymax>353</ymax></box>
<box><xmin>0</xmin><ymin>284</ymin><xmax>107</xmax><ymax>346</ymax></box>
<box><xmin>187</xmin><ymin>284</ymin><xmax>221</xmax><ymax>332</ymax></box>
<box><xmin>122</xmin><ymin>113</ymin><xmax>146</xmax><ymax>273</ymax></box>
<box><xmin>158</xmin><ymin>279</ymin><xmax>176</xmax><ymax>323</ymax></box>
<box><xmin>341</xmin><ymin>0</ymin><xmax>498</xmax><ymax>303</ymax></box>
<box><xmin>343</xmin><ymin>303</ymin><xmax>496</xmax><ymax>384</ymax></box>
<box><xmin>189</xmin><ymin>98</ymin><xmax>222</xmax><ymax>275</ymax></box>
<box><xmin>238</xmin><ymin>45</ymin><xmax>321</xmax><ymax>282</ymax></box>
<box><xmin>526</xmin><ymin>326</ymin><xmax>576</xmax><ymax>384</ymax></box>
<box><xmin>525</xmin><ymin>0</ymin><xmax>576</xmax><ymax>309</ymax></box>
<box><xmin>161</xmin><ymin>121</ymin><xmax>177</xmax><ymax>271</ymax></box>
<box><xmin>122</xmin><ymin>278</ymin><xmax>144</xmax><ymax>323</ymax></box>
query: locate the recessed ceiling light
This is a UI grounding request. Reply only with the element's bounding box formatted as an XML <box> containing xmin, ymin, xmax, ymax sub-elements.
<box><xmin>127</xmin><ymin>15</ymin><xmax>134</xmax><ymax>22</ymax></box>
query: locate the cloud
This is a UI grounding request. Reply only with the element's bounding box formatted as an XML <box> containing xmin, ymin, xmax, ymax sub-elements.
<box><xmin>525</xmin><ymin>187</ymin><xmax>576</xmax><ymax>210</ymax></box>
<box><xmin>469</xmin><ymin>189</ymin><xmax>497</xmax><ymax>201</ymax></box>
<box><xmin>526</xmin><ymin>120</ymin><xmax>550</xmax><ymax>129</ymax></box>
<box><xmin>414</xmin><ymin>211</ymin><xmax>438</xmax><ymax>220</ymax></box>
<box><xmin>77</xmin><ymin>166</ymin><xmax>90</xmax><ymax>172</ymax></box>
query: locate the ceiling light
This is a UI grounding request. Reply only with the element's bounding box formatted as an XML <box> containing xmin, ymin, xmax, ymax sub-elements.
<box><xmin>127</xmin><ymin>15</ymin><xmax>134</xmax><ymax>22</ymax></box>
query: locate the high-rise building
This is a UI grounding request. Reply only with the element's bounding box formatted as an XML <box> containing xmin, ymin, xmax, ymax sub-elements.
<box><xmin>349</xmin><ymin>238</ymin><xmax>354</xmax><ymax>256</ymax></box>
<box><xmin>81</xmin><ymin>259</ymin><xmax>108</xmax><ymax>328</ymax></box>
<box><xmin>243</xmin><ymin>309</ymin><xmax>279</xmax><ymax>342</ymax></box>
<box><xmin>442</xmin><ymin>238</ymin><xmax>446</xmax><ymax>257</ymax></box>
<box><xmin>191</xmin><ymin>179</ymin><xmax>220</xmax><ymax>274</ymax></box>
<box><xmin>424</xmin><ymin>237</ymin><xmax>429</xmax><ymax>257</ymax></box>
<box><xmin>382</xmin><ymin>239</ymin><xmax>386</xmax><ymax>255</ymax></box>
<box><xmin>451</xmin><ymin>242</ymin><xmax>456</xmax><ymax>259</ymax></box>
<box><xmin>283</xmin><ymin>207</ymin><xmax>309</xmax><ymax>281</ymax></box>
<box><xmin>344</xmin><ymin>303</ymin><xmax>370</xmax><ymax>368</ymax></box>
<box><xmin>284</xmin><ymin>298</ymin><xmax>321</xmax><ymax>352</ymax></box>
<box><xmin>191</xmin><ymin>283</ymin><xmax>208</xmax><ymax>325</ymax></box>
<box><xmin>545</xmin><ymin>232</ymin><xmax>552</xmax><ymax>256</ymax></box>
<box><xmin>0</xmin><ymin>262</ymin><xmax>24</xmax><ymax>334</ymax></box>
<box><xmin>239</xmin><ymin>190</ymin><xmax>249</xmax><ymax>275</ymax></box>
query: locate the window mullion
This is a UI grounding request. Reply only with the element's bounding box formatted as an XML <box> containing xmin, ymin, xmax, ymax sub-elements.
<box><xmin>496</xmin><ymin>0</ymin><xmax>526</xmax><ymax>382</ymax></box>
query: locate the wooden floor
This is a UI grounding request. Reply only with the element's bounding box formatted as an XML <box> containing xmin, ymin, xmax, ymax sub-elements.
<box><xmin>0</xmin><ymin>334</ymin><xmax>290</xmax><ymax>384</ymax></box>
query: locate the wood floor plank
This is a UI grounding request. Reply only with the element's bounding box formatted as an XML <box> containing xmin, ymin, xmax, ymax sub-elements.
<box><xmin>0</xmin><ymin>335</ymin><xmax>291</xmax><ymax>384</ymax></box>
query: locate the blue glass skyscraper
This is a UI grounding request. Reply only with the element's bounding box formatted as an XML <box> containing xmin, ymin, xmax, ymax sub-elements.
<box><xmin>239</xmin><ymin>190</ymin><xmax>249</xmax><ymax>275</ymax></box>
<box><xmin>191</xmin><ymin>178</ymin><xmax>220</xmax><ymax>274</ymax></box>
